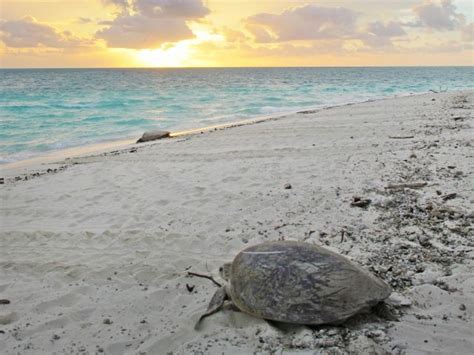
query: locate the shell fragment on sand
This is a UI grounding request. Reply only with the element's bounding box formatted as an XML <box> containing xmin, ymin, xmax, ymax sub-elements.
<box><xmin>136</xmin><ymin>130</ymin><xmax>171</xmax><ymax>143</ymax></box>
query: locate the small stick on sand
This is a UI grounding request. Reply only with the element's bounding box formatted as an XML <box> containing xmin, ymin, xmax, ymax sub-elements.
<box><xmin>389</xmin><ymin>136</ymin><xmax>415</xmax><ymax>139</ymax></box>
<box><xmin>187</xmin><ymin>272</ymin><xmax>222</xmax><ymax>288</ymax></box>
<box><xmin>386</xmin><ymin>182</ymin><xmax>428</xmax><ymax>190</ymax></box>
<box><xmin>350</xmin><ymin>197</ymin><xmax>372</xmax><ymax>208</ymax></box>
<box><xmin>442</xmin><ymin>193</ymin><xmax>457</xmax><ymax>201</ymax></box>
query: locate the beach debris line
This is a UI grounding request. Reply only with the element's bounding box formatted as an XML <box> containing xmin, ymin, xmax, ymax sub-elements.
<box><xmin>385</xmin><ymin>182</ymin><xmax>428</xmax><ymax>190</ymax></box>
<box><xmin>196</xmin><ymin>241</ymin><xmax>391</xmax><ymax>328</ymax></box>
<box><xmin>136</xmin><ymin>130</ymin><xmax>170</xmax><ymax>143</ymax></box>
<box><xmin>388</xmin><ymin>135</ymin><xmax>415</xmax><ymax>139</ymax></box>
<box><xmin>297</xmin><ymin>109</ymin><xmax>319</xmax><ymax>114</ymax></box>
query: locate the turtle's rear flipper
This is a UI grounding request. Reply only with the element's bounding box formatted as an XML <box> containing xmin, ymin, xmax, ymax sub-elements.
<box><xmin>195</xmin><ymin>286</ymin><xmax>228</xmax><ymax>329</ymax></box>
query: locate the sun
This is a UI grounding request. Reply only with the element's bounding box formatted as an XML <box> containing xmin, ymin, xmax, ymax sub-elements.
<box><xmin>137</xmin><ymin>42</ymin><xmax>192</xmax><ymax>67</ymax></box>
<box><xmin>135</xmin><ymin>26</ymin><xmax>224</xmax><ymax>67</ymax></box>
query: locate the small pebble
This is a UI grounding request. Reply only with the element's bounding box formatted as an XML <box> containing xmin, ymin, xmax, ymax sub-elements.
<box><xmin>459</xmin><ymin>304</ymin><xmax>466</xmax><ymax>311</ymax></box>
<box><xmin>284</xmin><ymin>183</ymin><xmax>292</xmax><ymax>189</ymax></box>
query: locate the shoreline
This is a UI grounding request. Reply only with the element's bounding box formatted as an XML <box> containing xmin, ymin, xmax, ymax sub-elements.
<box><xmin>1</xmin><ymin>114</ymin><xmax>285</xmax><ymax>173</ymax></box>
<box><xmin>0</xmin><ymin>89</ymin><xmax>454</xmax><ymax>174</ymax></box>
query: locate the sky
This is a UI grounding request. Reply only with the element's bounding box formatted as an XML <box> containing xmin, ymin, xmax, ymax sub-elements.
<box><xmin>0</xmin><ymin>0</ymin><xmax>473</xmax><ymax>67</ymax></box>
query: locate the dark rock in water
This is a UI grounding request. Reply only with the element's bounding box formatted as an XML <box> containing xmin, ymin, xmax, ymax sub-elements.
<box><xmin>136</xmin><ymin>130</ymin><xmax>170</xmax><ymax>143</ymax></box>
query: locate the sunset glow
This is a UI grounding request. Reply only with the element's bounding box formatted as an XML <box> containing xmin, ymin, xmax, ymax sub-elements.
<box><xmin>136</xmin><ymin>28</ymin><xmax>224</xmax><ymax>67</ymax></box>
<box><xmin>1</xmin><ymin>0</ymin><xmax>473</xmax><ymax>67</ymax></box>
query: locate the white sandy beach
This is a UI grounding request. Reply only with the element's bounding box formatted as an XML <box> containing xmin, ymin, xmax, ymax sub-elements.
<box><xmin>0</xmin><ymin>91</ymin><xmax>473</xmax><ymax>354</ymax></box>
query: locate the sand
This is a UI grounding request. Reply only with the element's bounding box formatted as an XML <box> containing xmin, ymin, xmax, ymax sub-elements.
<box><xmin>0</xmin><ymin>91</ymin><xmax>472</xmax><ymax>354</ymax></box>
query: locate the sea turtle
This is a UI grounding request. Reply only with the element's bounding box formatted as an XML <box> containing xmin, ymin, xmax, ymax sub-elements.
<box><xmin>197</xmin><ymin>241</ymin><xmax>391</xmax><ymax>326</ymax></box>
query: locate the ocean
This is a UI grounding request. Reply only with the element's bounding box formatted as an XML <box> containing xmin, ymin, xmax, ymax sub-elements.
<box><xmin>0</xmin><ymin>67</ymin><xmax>472</xmax><ymax>164</ymax></box>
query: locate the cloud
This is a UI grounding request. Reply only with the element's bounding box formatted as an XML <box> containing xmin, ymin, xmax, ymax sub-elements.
<box><xmin>361</xmin><ymin>21</ymin><xmax>407</xmax><ymax>47</ymax></box>
<box><xmin>367</xmin><ymin>21</ymin><xmax>406</xmax><ymax>38</ymax></box>
<box><xmin>101</xmin><ymin>0</ymin><xmax>130</xmax><ymax>10</ymax></box>
<box><xmin>77</xmin><ymin>17</ymin><xmax>93</xmax><ymax>24</ymax></box>
<box><xmin>0</xmin><ymin>16</ymin><xmax>92</xmax><ymax>48</ymax></box>
<box><xmin>96</xmin><ymin>15</ymin><xmax>193</xmax><ymax>49</ymax></box>
<box><xmin>413</xmin><ymin>0</ymin><xmax>465</xmax><ymax>30</ymax></box>
<box><xmin>134</xmin><ymin>0</ymin><xmax>209</xmax><ymax>19</ymax></box>
<box><xmin>97</xmin><ymin>0</ymin><xmax>210</xmax><ymax>48</ymax></box>
<box><xmin>462</xmin><ymin>23</ymin><xmax>474</xmax><ymax>41</ymax></box>
<box><xmin>244</xmin><ymin>5</ymin><xmax>358</xmax><ymax>43</ymax></box>
<box><xmin>417</xmin><ymin>40</ymin><xmax>473</xmax><ymax>52</ymax></box>
<box><xmin>221</xmin><ymin>27</ymin><xmax>250</xmax><ymax>43</ymax></box>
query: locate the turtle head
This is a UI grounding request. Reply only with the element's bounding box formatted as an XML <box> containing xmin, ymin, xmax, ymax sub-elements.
<box><xmin>219</xmin><ymin>263</ymin><xmax>232</xmax><ymax>281</ymax></box>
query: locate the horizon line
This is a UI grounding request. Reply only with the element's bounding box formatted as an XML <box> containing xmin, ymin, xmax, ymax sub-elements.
<box><xmin>1</xmin><ymin>65</ymin><xmax>473</xmax><ymax>70</ymax></box>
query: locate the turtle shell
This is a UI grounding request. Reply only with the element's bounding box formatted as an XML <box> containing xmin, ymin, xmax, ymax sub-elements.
<box><xmin>229</xmin><ymin>241</ymin><xmax>391</xmax><ymax>325</ymax></box>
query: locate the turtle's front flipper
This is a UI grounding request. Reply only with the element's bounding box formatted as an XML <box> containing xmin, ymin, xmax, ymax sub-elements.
<box><xmin>195</xmin><ymin>286</ymin><xmax>228</xmax><ymax>329</ymax></box>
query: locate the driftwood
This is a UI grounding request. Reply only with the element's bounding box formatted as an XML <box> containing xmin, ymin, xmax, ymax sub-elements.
<box><xmin>389</xmin><ymin>136</ymin><xmax>415</xmax><ymax>139</ymax></box>
<box><xmin>386</xmin><ymin>182</ymin><xmax>428</xmax><ymax>190</ymax></box>
<box><xmin>350</xmin><ymin>197</ymin><xmax>372</xmax><ymax>208</ymax></box>
<box><xmin>187</xmin><ymin>272</ymin><xmax>222</xmax><ymax>288</ymax></box>
<box><xmin>442</xmin><ymin>193</ymin><xmax>457</xmax><ymax>201</ymax></box>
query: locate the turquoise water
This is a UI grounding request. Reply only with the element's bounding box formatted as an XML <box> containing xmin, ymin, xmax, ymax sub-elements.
<box><xmin>0</xmin><ymin>67</ymin><xmax>472</xmax><ymax>163</ymax></box>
